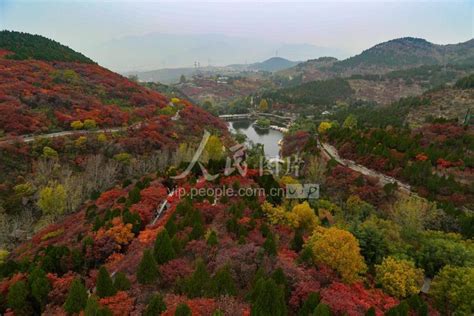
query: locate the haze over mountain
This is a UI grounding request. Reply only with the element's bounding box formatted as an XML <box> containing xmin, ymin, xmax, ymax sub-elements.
<box><xmin>93</xmin><ymin>33</ymin><xmax>344</xmax><ymax>72</ymax></box>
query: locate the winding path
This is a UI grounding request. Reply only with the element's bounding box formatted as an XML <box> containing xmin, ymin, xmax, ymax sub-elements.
<box><xmin>321</xmin><ymin>142</ymin><xmax>411</xmax><ymax>193</ymax></box>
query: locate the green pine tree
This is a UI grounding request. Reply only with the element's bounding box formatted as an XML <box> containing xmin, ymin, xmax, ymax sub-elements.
<box><xmin>165</xmin><ymin>217</ymin><xmax>178</xmax><ymax>237</ymax></box>
<box><xmin>154</xmin><ymin>229</ymin><xmax>176</xmax><ymax>264</ymax></box>
<box><xmin>313</xmin><ymin>303</ymin><xmax>331</xmax><ymax>316</ymax></box>
<box><xmin>113</xmin><ymin>272</ymin><xmax>131</xmax><ymax>291</ymax></box>
<box><xmin>206</xmin><ymin>230</ymin><xmax>219</xmax><ymax>246</ymax></box>
<box><xmin>211</xmin><ymin>265</ymin><xmax>237</xmax><ymax>297</ymax></box>
<box><xmin>175</xmin><ymin>303</ymin><xmax>192</xmax><ymax>316</ymax></box>
<box><xmin>96</xmin><ymin>266</ymin><xmax>117</xmax><ymax>298</ymax></box>
<box><xmin>84</xmin><ymin>296</ymin><xmax>100</xmax><ymax>316</ymax></box>
<box><xmin>298</xmin><ymin>292</ymin><xmax>321</xmax><ymax>316</ymax></box>
<box><xmin>64</xmin><ymin>278</ymin><xmax>88</xmax><ymax>314</ymax></box>
<box><xmin>250</xmin><ymin>278</ymin><xmax>286</xmax><ymax>316</ymax></box>
<box><xmin>291</xmin><ymin>228</ymin><xmax>304</xmax><ymax>252</ymax></box>
<box><xmin>184</xmin><ymin>259</ymin><xmax>211</xmax><ymax>298</ymax></box>
<box><xmin>7</xmin><ymin>280</ymin><xmax>30</xmax><ymax>315</ymax></box>
<box><xmin>137</xmin><ymin>249</ymin><xmax>160</xmax><ymax>285</ymax></box>
<box><xmin>365</xmin><ymin>307</ymin><xmax>376</xmax><ymax>316</ymax></box>
<box><xmin>144</xmin><ymin>293</ymin><xmax>167</xmax><ymax>316</ymax></box>
<box><xmin>28</xmin><ymin>266</ymin><xmax>51</xmax><ymax>310</ymax></box>
<box><xmin>263</xmin><ymin>232</ymin><xmax>277</xmax><ymax>256</ymax></box>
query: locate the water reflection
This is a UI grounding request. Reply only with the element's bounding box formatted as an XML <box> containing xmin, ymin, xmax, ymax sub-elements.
<box><xmin>228</xmin><ymin>120</ymin><xmax>283</xmax><ymax>158</ymax></box>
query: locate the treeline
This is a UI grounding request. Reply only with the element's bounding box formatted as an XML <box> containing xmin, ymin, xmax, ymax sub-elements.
<box><xmin>455</xmin><ymin>74</ymin><xmax>474</xmax><ymax>89</ymax></box>
<box><xmin>262</xmin><ymin>78</ymin><xmax>353</xmax><ymax>105</ymax></box>
<box><xmin>0</xmin><ymin>30</ymin><xmax>94</xmax><ymax>63</ymax></box>
<box><xmin>330</xmin><ymin>96</ymin><xmax>431</xmax><ymax>128</ymax></box>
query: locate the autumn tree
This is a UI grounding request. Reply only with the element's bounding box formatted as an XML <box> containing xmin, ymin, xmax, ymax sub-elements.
<box><xmin>250</xmin><ymin>278</ymin><xmax>287</xmax><ymax>316</ymax></box>
<box><xmin>318</xmin><ymin>121</ymin><xmax>333</xmax><ymax>134</ymax></box>
<box><xmin>144</xmin><ymin>293</ymin><xmax>167</xmax><ymax>316</ymax></box>
<box><xmin>430</xmin><ymin>265</ymin><xmax>474</xmax><ymax>315</ymax></box>
<box><xmin>375</xmin><ymin>257</ymin><xmax>424</xmax><ymax>298</ymax></box>
<box><xmin>137</xmin><ymin>249</ymin><xmax>159</xmax><ymax>285</ymax></box>
<box><xmin>71</xmin><ymin>120</ymin><xmax>84</xmax><ymax>130</ymax></box>
<box><xmin>259</xmin><ymin>99</ymin><xmax>269</xmax><ymax>112</ymax></box>
<box><xmin>154</xmin><ymin>228</ymin><xmax>176</xmax><ymax>264</ymax></box>
<box><xmin>342</xmin><ymin>114</ymin><xmax>357</xmax><ymax>129</ymax></box>
<box><xmin>83</xmin><ymin>119</ymin><xmax>97</xmax><ymax>130</ymax></box>
<box><xmin>308</xmin><ymin>227</ymin><xmax>366</xmax><ymax>283</ymax></box>
<box><xmin>42</xmin><ymin>146</ymin><xmax>58</xmax><ymax>158</ymax></box>
<box><xmin>37</xmin><ymin>183</ymin><xmax>67</xmax><ymax>216</ymax></box>
<box><xmin>64</xmin><ymin>278</ymin><xmax>88</xmax><ymax>314</ymax></box>
<box><xmin>205</xmin><ymin>135</ymin><xmax>224</xmax><ymax>161</ymax></box>
<box><xmin>96</xmin><ymin>266</ymin><xmax>117</xmax><ymax>298</ymax></box>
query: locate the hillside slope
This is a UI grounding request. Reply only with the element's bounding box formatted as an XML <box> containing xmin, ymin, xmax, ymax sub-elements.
<box><xmin>0</xmin><ymin>31</ymin><xmax>180</xmax><ymax>136</ymax></box>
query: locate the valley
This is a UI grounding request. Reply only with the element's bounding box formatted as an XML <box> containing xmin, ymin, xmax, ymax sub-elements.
<box><xmin>0</xmin><ymin>28</ymin><xmax>473</xmax><ymax>316</ymax></box>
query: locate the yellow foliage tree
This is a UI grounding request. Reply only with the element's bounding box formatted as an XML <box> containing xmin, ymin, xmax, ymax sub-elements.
<box><xmin>279</xmin><ymin>176</ymin><xmax>299</xmax><ymax>186</ymax></box>
<box><xmin>261</xmin><ymin>201</ymin><xmax>298</xmax><ymax>227</ymax></box>
<box><xmin>259</xmin><ymin>99</ymin><xmax>269</xmax><ymax>112</ymax></box>
<box><xmin>205</xmin><ymin>135</ymin><xmax>224</xmax><ymax>161</ymax></box>
<box><xmin>262</xmin><ymin>201</ymin><xmax>318</xmax><ymax>231</ymax></box>
<box><xmin>42</xmin><ymin>146</ymin><xmax>58</xmax><ymax>159</ymax></box>
<box><xmin>318</xmin><ymin>121</ymin><xmax>333</xmax><ymax>134</ymax></box>
<box><xmin>97</xmin><ymin>133</ymin><xmax>107</xmax><ymax>142</ymax></box>
<box><xmin>308</xmin><ymin>227</ymin><xmax>366</xmax><ymax>283</ymax></box>
<box><xmin>292</xmin><ymin>202</ymin><xmax>318</xmax><ymax>231</ymax></box>
<box><xmin>37</xmin><ymin>183</ymin><xmax>67</xmax><ymax>216</ymax></box>
<box><xmin>75</xmin><ymin>136</ymin><xmax>87</xmax><ymax>147</ymax></box>
<box><xmin>83</xmin><ymin>119</ymin><xmax>97</xmax><ymax>130</ymax></box>
<box><xmin>70</xmin><ymin>120</ymin><xmax>84</xmax><ymax>130</ymax></box>
<box><xmin>375</xmin><ymin>256</ymin><xmax>424</xmax><ymax>298</ymax></box>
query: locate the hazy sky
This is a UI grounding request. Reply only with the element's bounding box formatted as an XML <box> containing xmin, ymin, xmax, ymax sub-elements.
<box><xmin>1</xmin><ymin>0</ymin><xmax>472</xmax><ymax>70</ymax></box>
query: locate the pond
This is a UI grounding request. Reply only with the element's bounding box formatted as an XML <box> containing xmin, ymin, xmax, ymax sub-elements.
<box><xmin>228</xmin><ymin>120</ymin><xmax>283</xmax><ymax>158</ymax></box>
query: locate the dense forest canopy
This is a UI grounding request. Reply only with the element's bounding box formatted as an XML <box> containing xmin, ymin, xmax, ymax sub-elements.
<box><xmin>0</xmin><ymin>30</ymin><xmax>95</xmax><ymax>63</ymax></box>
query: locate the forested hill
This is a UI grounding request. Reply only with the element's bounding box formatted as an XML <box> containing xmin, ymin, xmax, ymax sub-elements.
<box><xmin>336</xmin><ymin>37</ymin><xmax>474</xmax><ymax>69</ymax></box>
<box><xmin>0</xmin><ymin>30</ymin><xmax>95</xmax><ymax>63</ymax></box>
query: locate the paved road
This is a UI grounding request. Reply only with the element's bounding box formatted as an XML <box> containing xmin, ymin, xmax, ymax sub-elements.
<box><xmin>0</xmin><ymin>127</ymin><xmax>130</xmax><ymax>145</ymax></box>
<box><xmin>321</xmin><ymin>142</ymin><xmax>411</xmax><ymax>193</ymax></box>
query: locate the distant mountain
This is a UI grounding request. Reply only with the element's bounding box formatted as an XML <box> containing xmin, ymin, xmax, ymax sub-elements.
<box><xmin>275</xmin><ymin>37</ymin><xmax>474</xmax><ymax>84</ymax></box>
<box><xmin>248</xmin><ymin>57</ymin><xmax>299</xmax><ymax>72</ymax></box>
<box><xmin>92</xmin><ymin>33</ymin><xmax>346</xmax><ymax>71</ymax></box>
<box><xmin>335</xmin><ymin>37</ymin><xmax>474</xmax><ymax>73</ymax></box>
<box><xmin>127</xmin><ymin>57</ymin><xmax>300</xmax><ymax>83</ymax></box>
